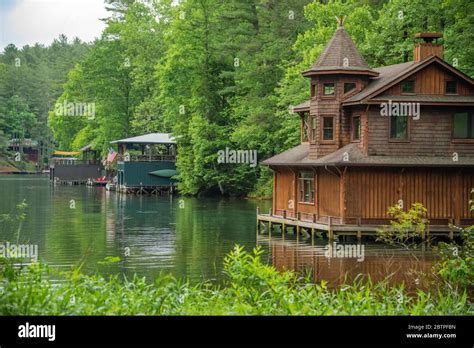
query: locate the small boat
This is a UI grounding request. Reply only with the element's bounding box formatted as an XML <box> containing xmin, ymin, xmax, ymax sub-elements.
<box><xmin>106</xmin><ymin>182</ymin><xmax>116</xmax><ymax>191</ymax></box>
<box><xmin>87</xmin><ymin>176</ymin><xmax>108</xmax><ymax>186</ymax></box>
<box><xmin>148</xmin><ymin>169</ymin><xmax>178</xmax><ymax>178</ymax></box>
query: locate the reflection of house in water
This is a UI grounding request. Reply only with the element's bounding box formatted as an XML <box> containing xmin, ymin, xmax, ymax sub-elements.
<box><xmin>258</xmin><ymin>235</ymin><xmax>434</xmax><ymax>289</ymax></box>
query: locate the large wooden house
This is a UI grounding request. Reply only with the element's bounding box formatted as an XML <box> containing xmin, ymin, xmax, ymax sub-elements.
<box><xmin>260</xmin><ymin>22</ymin><xmax>474</xmax><ymax>237</ymax></box>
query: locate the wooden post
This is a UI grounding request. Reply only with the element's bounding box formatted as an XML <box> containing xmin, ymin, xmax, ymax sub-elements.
<box><xmin>357</xmin><ymin>230</ymin><xmax>362</xmax><ymax>241</ymax></box>
<box><xmin>296</xmin><ymin>212</ymin><xmax>301</xmax><ymax>235</ymax></box>
<box><xmin>256</xmin><ymin>207</ymin><xmax>260</xmax><ymax>234</ymax></box>
<box><xmin>328</xmin><ymin>216</ymin><xmax>333</xmax><ymax>240</ymax></box>
<box><xmin>282</xmin><ymin>210</ymin><xmax>286</xmax><ymax>234</ymax></box>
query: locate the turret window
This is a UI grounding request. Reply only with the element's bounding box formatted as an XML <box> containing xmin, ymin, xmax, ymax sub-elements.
<box><xmin>311</xmin><ymin>117</ymin><xmax>317</xmax><ymax>142</ymax></box>
<box><xmin>344</xmin><ymin>82</ymin><xmax>356</xmax><ymax>93</ymax></box>
<box><xmin>352</xmin><ymin>116</ymin><xmax>361</xmax><ymax>141</ymax></box>
<box><xmin>323</xmin><ymin>83</ymin><xmax>335</xmax><ymax>96</ymax></box>
<box><xmin>322</xmin><ymin>116</ymin><xmax>334</xmax><ymax>140</ymax></box>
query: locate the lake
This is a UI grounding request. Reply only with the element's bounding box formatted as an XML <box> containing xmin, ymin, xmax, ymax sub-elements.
<box><xmin>0</xmin><ymin>175</ymin><xmax>435</xmax><ymax>286</ymax></box>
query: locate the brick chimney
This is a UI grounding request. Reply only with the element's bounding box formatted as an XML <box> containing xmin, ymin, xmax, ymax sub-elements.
<box><xmin>413</xmin><ymin>32</ymin><xmax>443</xmax><ymax>62</ymax></box>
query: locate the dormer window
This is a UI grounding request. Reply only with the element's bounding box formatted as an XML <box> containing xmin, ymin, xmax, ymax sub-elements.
<box><xmin>344</xmin><ymin>82</ymin><xmax>356</xmax><ymax>94</ymax></box>
<box><xmin>446</xmin><ymin>81</ymin><xmax>457</xmax><ymax>94</ymax></box>
<box><xmin>401</xmin><ymin>80</ymin><xmax>415</xmax><ymax>94</ymax></box>
<box><xmin>323</xmin><ymin>83</ymin><xmax>335</xmax><ymax>96</ymax></box>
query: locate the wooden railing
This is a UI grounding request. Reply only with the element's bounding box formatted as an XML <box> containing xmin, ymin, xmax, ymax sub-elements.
<box><xmin>119</xmin><ymin>154</ymin><xmax>176</xmax><ymax>162</ymax></box>
<box><xmin>257</xmin><ymin>208</ymin><xmax>461</xmax><ymax>227</ymax></box>
<box><xmin>50</xmin><ymin>159</ymin><xmax>101</xmax><ymax>166</ymax></box>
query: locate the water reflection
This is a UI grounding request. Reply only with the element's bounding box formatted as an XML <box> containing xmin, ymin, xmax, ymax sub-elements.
<box><xmin>258</xmin><ymin>234</ymin><xmax>436</xmax><ymax>289</ymax></box>
<box><xmin>0</xmin><ymin>176</ymin><xmax>269</xmax><ymax>282</ymax></box>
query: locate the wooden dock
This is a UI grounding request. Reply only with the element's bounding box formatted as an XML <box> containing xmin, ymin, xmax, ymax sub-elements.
<box><xmin>256</xmin><ymin>207</ymin><xmax>461</xmax><ymax>240</ymax></box>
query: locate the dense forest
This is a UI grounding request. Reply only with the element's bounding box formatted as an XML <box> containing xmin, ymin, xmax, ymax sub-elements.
<box><xmin>0</xmin><ymin>0</ymin><xmax>473</xmax><ymax>196</ymax></box>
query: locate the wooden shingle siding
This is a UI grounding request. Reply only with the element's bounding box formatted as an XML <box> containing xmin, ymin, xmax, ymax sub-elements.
<box><xmin>367</xmin><ymin>106</ymin><xmax>474</xmax><ymax>156</ymax></box>
<box><xmin>309</xmin><ymin>76</ymin><xmax>369</xmax><ymax>159</ymax></box>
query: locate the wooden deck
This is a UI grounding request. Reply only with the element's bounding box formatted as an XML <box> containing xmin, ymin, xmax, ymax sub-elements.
<box><xmin>256</xmin><ymin>208</ymin><xmax>460</xmax><ymax>240</ymax></box>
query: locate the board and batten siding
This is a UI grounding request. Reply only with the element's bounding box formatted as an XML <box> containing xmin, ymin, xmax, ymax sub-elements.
<box><xmin>383</xmin><ymin>63</ymin><xmax>473</xmax><ymax>96</ymax></box>
<box><xmin>345</xmin><ymin>167</ymin><xmax>474</xmax><ymax>224</ymax></box>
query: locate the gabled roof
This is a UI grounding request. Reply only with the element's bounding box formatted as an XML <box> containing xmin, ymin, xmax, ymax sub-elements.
<box><xmin>110</xmin><ymin>133</ymin><xmax>175</xmax><ymax>145</ymax></box>
<box><xmin>303</xmin><ymin>25</ymin><xmax>378</xmax><ymax>77</ymax></box>
<box><xmin>262</xmin><ymin>143</ymin><xmax>474</xmax><ymax>167</ymax></box>
<box><xmin>344</xmin><ymin>56</ymin><xmax>474</xmax><ymax>105</ymax></box>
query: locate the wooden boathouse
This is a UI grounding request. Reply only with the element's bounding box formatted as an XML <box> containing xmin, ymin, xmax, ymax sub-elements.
<box><xmin>49</xmin><ymin>145</ymin><xmax>103</xmax><ymax>184</ymax></box>
<box><xmin>110</xmin><ymin>133</ymin><xmax>177</xmax><ymax>194</ymax></box>
<box><xmin>259</xmin><ymin>21</ymin><xmax>474</xmax><ymax>239</ymax></box>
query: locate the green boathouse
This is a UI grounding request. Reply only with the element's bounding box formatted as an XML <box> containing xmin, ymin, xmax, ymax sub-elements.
<box><xmin>110</xmin><ymin>133</ymin><xmax>177</xmax><ymax>193</ymax></box>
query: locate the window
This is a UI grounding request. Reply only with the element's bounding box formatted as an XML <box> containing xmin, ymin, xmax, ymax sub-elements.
<box><xmin>401</xmin><ymin>80</ymin><xmax>415</xmax><ymax>94</ymax></box>
<box><xmin>323</xmin><ymin>83</ymin><xmax>335</xmax><ymax>96</ymax></box>
<box><xmin>390</xmin><ymin>116</ymin><xmax>409</xmax><ymax>139</ymax></box>
<box><xmin>352</xmin><ymin>116</ymin><xmax>361</xmax><ymax>141</ymax></box>
<box><xmin>344</xmin><ymin>82</ymin><xmax>356</xmax><ymax>94</ymax></box>
<box><xmin>311</xmin><ymin>82</ymin><xmax>317</xmax><ymax>98</ymax></box>
<box><xmin>446</xmin><ymin>81</ymin><xmax>457</xmax><ymax>94</ymax></box>
<box><xmin>453</xmin><ymin>112</ymin><xmax>474</xmax><ymax>139</ymax></box>
<box><xmin>311</xmin><ymin>116</ymin><xmax>317</xmax><ymax>142</ymax></box>
<box><xmin>322</xmin><ymin>116</ymin><xmax>334</xmax><ymax>140</ymax></box>
<box><xmin>299</xmin><ymin>171</ymin><xmax>315</xmax><ymax>203</ymax></box>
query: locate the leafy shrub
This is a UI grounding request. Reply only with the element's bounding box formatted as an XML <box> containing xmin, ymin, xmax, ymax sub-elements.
<box><xmin>0</xmin><ymin>246</ymin><xmax>470</xmax><ymax>316</ymax></box>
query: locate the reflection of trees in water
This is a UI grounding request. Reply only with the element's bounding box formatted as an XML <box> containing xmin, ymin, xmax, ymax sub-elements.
<box><xmin>258</xmin><ymin>235</ymin><xmax>435</xmax><ymax>290</ymax></box>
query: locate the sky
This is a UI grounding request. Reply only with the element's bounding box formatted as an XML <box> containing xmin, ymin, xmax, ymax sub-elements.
<box><xmin>0</xmin><ymin>0</ymin><xmax>109</xmax><ymax>50</ymax></box>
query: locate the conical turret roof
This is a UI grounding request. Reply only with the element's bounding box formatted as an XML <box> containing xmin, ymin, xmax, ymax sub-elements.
<box><xmin>303</xmin><ymin>24</ymin><xmax>378</xmax><ymax>77</ymax></box>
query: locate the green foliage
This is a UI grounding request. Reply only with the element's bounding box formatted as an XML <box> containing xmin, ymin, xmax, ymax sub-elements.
<box><xmin>0</xmin><ymin>245</ymin><xmax>470</xmax><ymax>315</ymax></box>
<box><xmin>433</xmin><ymin>190</ymin><xmax>474</xmax><ymax>296</ymax></box>
<box><xmin>3</xmin><ymin>0</ymin><xmax>474</xmax><ymax>193</ymax></box>
<box><xmin>0</xmin><ymin>36</ymin><xmax>89</xmax><ymax>167</ymax></box>
<box><xmin>376</xmin><ymin>203</ymin><xmax>429</xmax><ymax>248</ymax></box>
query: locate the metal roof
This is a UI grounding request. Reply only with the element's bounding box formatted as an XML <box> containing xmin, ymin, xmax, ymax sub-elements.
<box><xmin>110</xmin><ymin>133</ymin><xmax>175</xmax><ymax>145</ymax></box>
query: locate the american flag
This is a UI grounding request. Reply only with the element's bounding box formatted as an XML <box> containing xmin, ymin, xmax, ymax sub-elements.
<box><xmin>107</xmin><ymin>148</ymin><xmax>117</xmax><ymax>163</ymax></box>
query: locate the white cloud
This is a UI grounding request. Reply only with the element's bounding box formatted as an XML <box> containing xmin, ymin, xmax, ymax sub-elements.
<box><xmin>1</xmin><ymin>0</ymin><xmax>108</xmax><ymax>49</ymax></box>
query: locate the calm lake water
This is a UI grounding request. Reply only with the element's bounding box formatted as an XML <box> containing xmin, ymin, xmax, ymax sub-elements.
<box><xmin>0</xmin><ymin>175</ymin><xmax>435</xmax><ymax>286</ymax></box>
